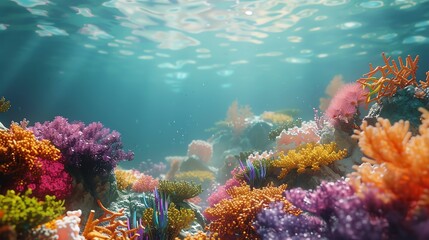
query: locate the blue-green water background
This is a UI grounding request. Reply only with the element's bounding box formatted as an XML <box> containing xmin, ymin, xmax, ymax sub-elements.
<box><xmin>1</xmin><ymin>0</ymin><xmax>428</xmax><ymax>166</ymax></box>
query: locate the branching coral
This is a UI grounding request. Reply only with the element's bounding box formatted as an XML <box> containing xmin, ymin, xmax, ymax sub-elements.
<box><xmin>0</xmin><ymin>124</ymin><xmax>61</xmax><ymax>192</ymax></box>
<box><xmin>83</xmin><ymin>200</ymin><xmax>140</xmax><ymax>239</ymax></box>
<box><xmin>0</xmin><ymin>96</ymin><xmax>11</xmax><ymax>112</ymax></box>
<box><xmin>357</xmin><ymin>52</ymin><xmax>425</xmax><ymax>103</ymax></box>
<box><xmin>350</xmin><ymin>107</ymin><xmax>429</xmax><ymax>211</ymax></box>
<box><xmin>274</xmin><ymin>142</ymin><xmax>347</xmax><ymax>179</ymax></box>
<box><xmin>204</xmin><ymin>184</ymin><xmax>301</xmax><ymax>239</ymax></box>
<box><xmin>158</xmin><ymin>180</ymin><xmax>202</xmax><ymax>203</ymax></box>
<box><xmin>0</xmin><ymin>189</ymin><xmax>65</xmax><ymax>235</ymax></box>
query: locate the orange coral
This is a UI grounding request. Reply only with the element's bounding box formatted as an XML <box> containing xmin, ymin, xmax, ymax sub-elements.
<box><xmin>357</xmin><ymin>52</ymin><xmax>423</xmax><ymax>104</ymax></box>
<box><xmin>204</xmin><ymin>184</ymin><xmax>301</xmax><ymax>239</ymax></box>
<box><xmin>350</xmin><ymin>108</ymin><xmax>429</xmax><ymax>210</ymax></box>
<box><xmin>0</xmin><ymin>124</ymin><xmax>61</xmax><ymax>185</ymax></box>
<box><xmin>274</xmin><ymin>142</ymin><xmax>347</xmax><ymax>179</ymax></box>
<box><xmin>83</xmin><ymin>200</ymin><xmax>140</xmax><ymax>240</ymax></box>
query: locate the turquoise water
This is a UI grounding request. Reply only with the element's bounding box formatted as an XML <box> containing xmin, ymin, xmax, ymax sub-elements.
<box><xmin>1</xmin><ymin>0</ymin><xmax>428</xmax><ymax>164</ymax></box>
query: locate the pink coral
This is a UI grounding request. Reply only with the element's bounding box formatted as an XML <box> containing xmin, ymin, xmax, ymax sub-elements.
<box><xmin>325</xmin><ymin>83</ymin><xmax>367</xmax><ymax>127</ymax></box>
<box><xmin>276</xmin><ymin>121</ymin><xmax>321</xmax><ymax>152</ymax></box>
<box><xmin>131</xmin><ymin>173</ymin><xmax>159</xmax><ymax>193</ymax></box>
<box><xmin>16</xmin><ymin>158</ymin><xmax>73</xmax><ymax>200</ymax></box>
<box><xmin>187</xmin><ymin>140</ymin><xmax>213</xmax><ymax>163</ymax></box>
<box><xmin>206</xmin><ymin>178</ymin><xmax>241</xmax><ymax>207</ymax></box>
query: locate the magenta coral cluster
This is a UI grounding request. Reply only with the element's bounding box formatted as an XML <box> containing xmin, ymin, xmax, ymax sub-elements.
<box><xmin>17</xmin><ymin>158</ymin><xmax>73</xmax><ymax>200</ymax></box>
<box><xmin>31</xmin><ymin>116</ymin><xmax>134</xmax><ymax>176</ymax></box>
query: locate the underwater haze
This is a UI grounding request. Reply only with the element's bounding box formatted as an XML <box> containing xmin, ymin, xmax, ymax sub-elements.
<box><xmin>1</xmin><ymin>0</ymin><xmax>429</xmax><ymax>164</ymax></box>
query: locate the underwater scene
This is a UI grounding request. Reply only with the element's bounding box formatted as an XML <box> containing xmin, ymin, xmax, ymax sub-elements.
<box><xmin>1</xmin><ymin>0</ymin><xmax>429</xmax><ymax>239</ymax></box>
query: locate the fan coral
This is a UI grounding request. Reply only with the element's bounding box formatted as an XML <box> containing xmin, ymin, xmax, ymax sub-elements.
<box><xmin>187</xmin><ymin>140</ymin><xmax>213</xmax><ymax>163</ymax></box>
<box><xmin>274</xmin><ymin>142</ymin><xmax>347</xmax><ymax>179</ymax></box>
<box><xmin>0</xmin><ymin>124</ymin><xmax>61</xmax><ymax>192</ymax></box>
<box><xmin>204</xmin><ymin>184</ymin><xmax>301</xmax><ymax>239</ymax></box>
<box><xmin>357</xmin><ymin>53</ymin><xmax>423</xmax><ymax>103</ymax></box>
<box><xmin>158</xmin><ymin>180</ymin><xmax>202</xmax><ymax>203</ymax></box>
<box><xmin>0</xmin><ymin>96</ymin><xmax>11</xmax><ymax>112</ymax></box>
<box><xmin>276</xmin><ymin>120</ymin><xmax>320</xmax><ymax>152</ymax></box>
<box><xmin>31</xmin><ymin>116</ymin><xmax>134</xmax><ymax>176</ymax></box>
<box><xmin>350</xmin><ymin>107</ymin><xmax>429</xmax><ymax>212</ymax></box>
<box><xmin>324</xmin><ymin>83</ymin><xmax>367</xmax><ymax>127</ymax></box>
<box><xmin>0</xmin><ymin>189</ymin><xmax>65</xmax><ymax>236</ymax></box>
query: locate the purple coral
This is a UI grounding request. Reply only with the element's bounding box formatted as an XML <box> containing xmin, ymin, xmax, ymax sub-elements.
<box><xmin>31</xmin><ymin>116</ymin><xmax>134</xmax><ymax>176</ymax></box>
<box><xmin>283</xmin><ymin>180</ymin><xmax>388</xmax><ymax>240</ymax></box>
<box><xmin>255</xmin><ymin>202</ymin><xmax>326</xmax><ymax>240</ymax></box>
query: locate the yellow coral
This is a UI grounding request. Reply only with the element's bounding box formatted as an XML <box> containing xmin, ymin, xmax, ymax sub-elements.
<box><xmin>350</xmin><ymin>108</ymin><xmax>429</xmax><ymax>209</ymax></box>
<box><xmin>204</xmin><ymin>184</ymin><xmax>301</xmax><ymax>239</ymax></box>
<box><xmin>174</xmin><ymin>171</ymin><xmax>215</xmax><ymax>184</ymax></box>
<box><xmin>114</xmin><ymin>168</ymin><xmax>138</xmax><ymax>191</ymax></box>
<box><xmin>274</xmin><ymin>142</ymin><xmax>347</xmax><ymax>179</ymax></box>
<box><xmin>0</xmin><ymin>124</ymin><xmax>61</xmax><ymax>180</ymax></box>
<box><xmin>261</xmin><ymin>111</ymin><xmax>293</xmax><ymax>124</ymax></box>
